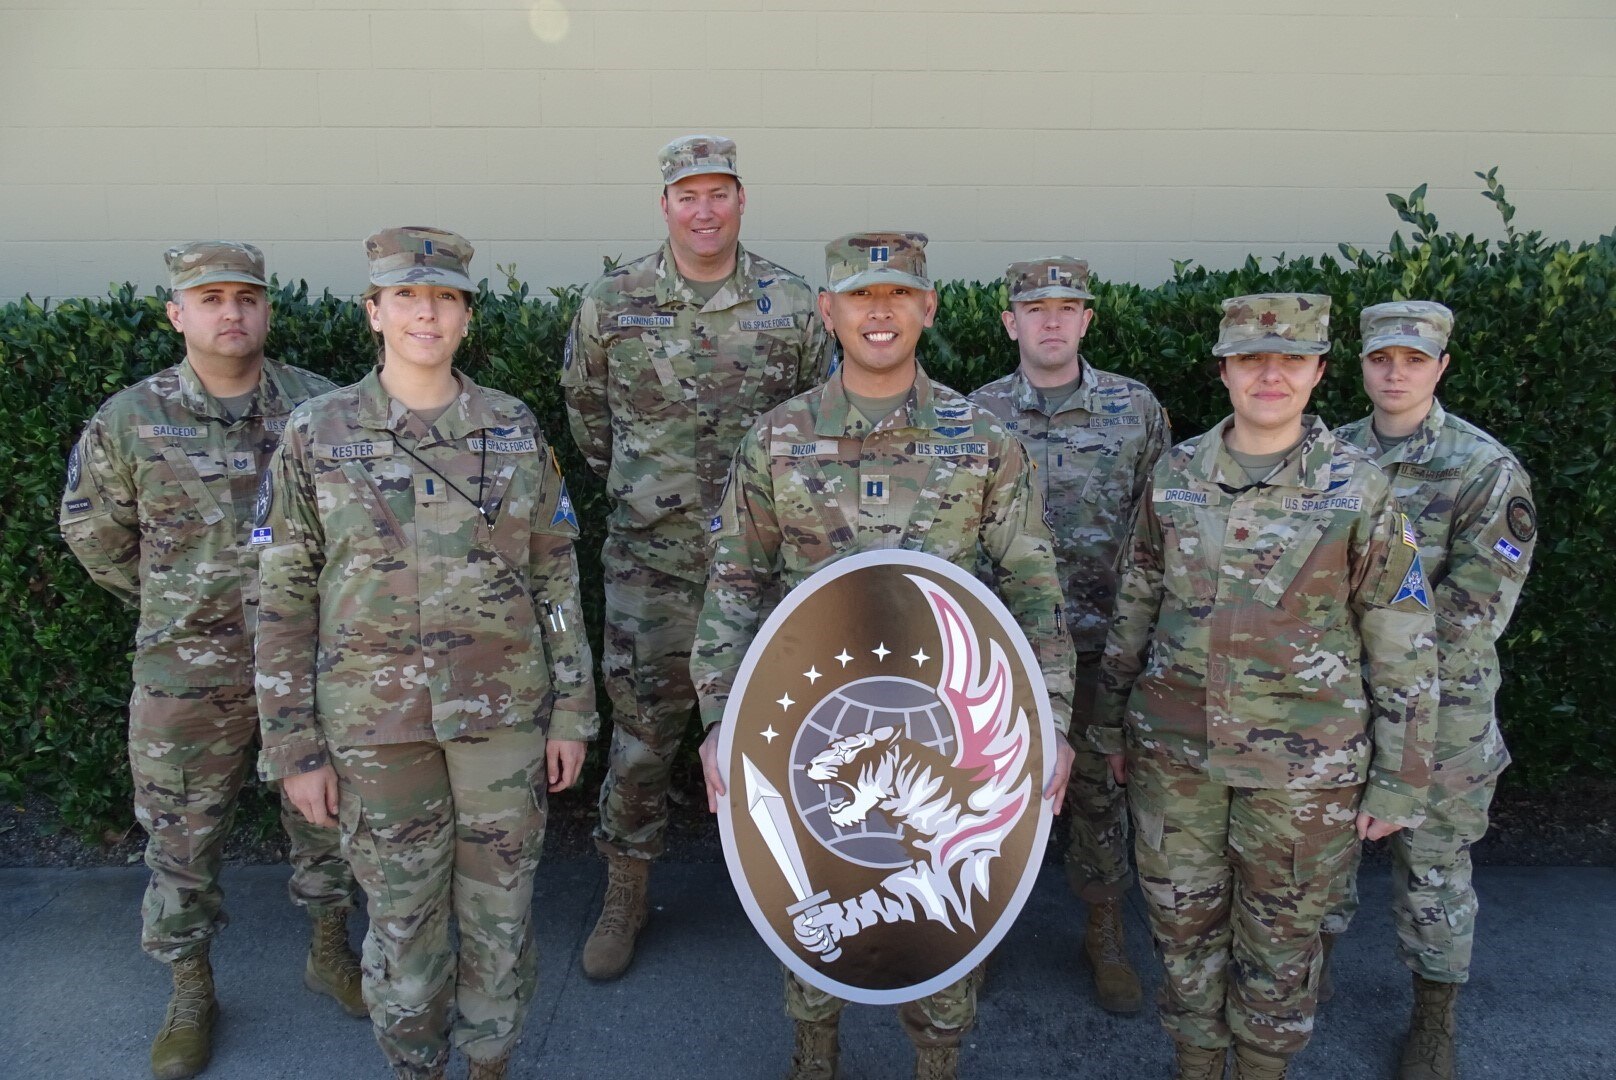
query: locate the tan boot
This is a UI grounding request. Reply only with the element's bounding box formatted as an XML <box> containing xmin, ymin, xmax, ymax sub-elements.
<box><xmin>1173</xmin><ymin>1040</ymin><xmax>1227</xmax><ymax>1080</ymax></box>
<box><xmin>1232</xmin><ymin>1043</ymin><xmax>1290</xmax><ymax>1080</ymax></box>
<box><xmin>467</xmin><ymin>1055</ymin><xmax>510</xmax><ymax>1079</ymax></box>
<box><xmin>914</xmin><ymin>1045</ymin><xmax>959</xmax><ymax>1080</ymax></box>
<box><xmin>1399</xmin><ymin>975</ymin><xmax>1459</xmax><ymax>1080</ymax></box>
<box><xmin>305</xmin><ymin>910</ymin><xmax>367</xmax><ymax>1018</ymax></box>
<box><xmin>1316</xmin><ymin>932</ymin><xmax>1336</xmax><ymax>1004</ymax></box>
<box><xmin>150</xmin><ymin>949</ymin><xmax>217</xmax><ymax>1080</ymax></box>
<box><xmin>391</xmin><ymin>1067</ymin><xmax>445</xmax><ymax>1080</ymax></box>
<box><xmin>580</xmin><ymin>853</ymin><xmax>650</xmax><ymax>980</ymax></box>
<box><xmin>785</xmin><ymin>1019</ymin><xmax>840</xmax><ymax>1080</ymax></box>
<box><xmin>1083</xmin><ymin>897</ymin><xmax>1143</xmax><ymax>1014</ymax></box>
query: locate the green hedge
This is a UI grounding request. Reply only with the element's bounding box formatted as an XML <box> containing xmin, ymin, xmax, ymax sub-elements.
<box><xmin>2</xmin><ymin>179</ymin><xmax>1612</xmax><ymax>837</ymax></box>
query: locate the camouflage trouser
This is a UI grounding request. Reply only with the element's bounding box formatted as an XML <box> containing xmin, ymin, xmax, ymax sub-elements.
<box><xmin>330</xmin><ymin>724</ymin><xmax>548</xmax><ymax>1074</ymax></box>
<box><xmin>785</xmin><ymin>968</ymin><xmax>977</xmax><ymax>1048</ymax></box>
<box><xmin>1130</xmin><ymin>754</ymin><xmax>1360</xmax><ymax>1055</ymax></box>
<box><xmin>594</xmin><ymin>536</ymin><xmax>706</xmax><ymax>860</ymax></box>
<box><xmin>1320</xmin><ymin>774</ymin><xmax>1497</xmax><ymax>983</ymax></box>
<box><xmin>1064</xmin><ymin>660</ymin><xmax>1132</xmax><ymax>901</ymax></box>
<box><xmin>128</xmin><ymin>683</ymin><xmax>355</xmax><ymax>963</ymax></box>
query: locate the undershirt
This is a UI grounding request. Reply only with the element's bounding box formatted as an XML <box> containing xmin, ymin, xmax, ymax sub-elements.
<box><xmin>1033</xmin><ymin>373</ymin><xmax>1084</xmax><ymax>415</ymax></box>
<box><xmin>686</xmin><ymin>275</ymin><xmax>727</xmax><ymax>306</ymax></box>
<box><xmin>1225</xmin><ymin>433</ymin><xmax>1306</xmax><ymax>486</ymax></box>
<box><xmin>215</xmin><ymin>391</ymin><xmax>255</xmax><ymax>423</ymax></box>
<box><xmin>845</xmin><ymin>388</ymin><xmax>912</xmax><ymax>429</ymax></box>
<box><xmin>412</xmin><ymin>403</ymin><xmax>452</xmax><ymax>426</ymax></box>
<box><xmin>1372</xmin><ymin>424</ymin><xmax>1416</xmax><ymax>452</ymax></box>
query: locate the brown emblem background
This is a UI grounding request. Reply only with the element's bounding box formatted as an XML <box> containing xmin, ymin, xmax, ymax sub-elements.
<box><xmin>718</xmin><ymin>550</ymin><xmax>1054</xmax><ymax>1005</ymax></box>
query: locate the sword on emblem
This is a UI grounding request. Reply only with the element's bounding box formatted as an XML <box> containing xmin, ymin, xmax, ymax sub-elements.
<box><xmin>741</xmin><ymin>755</ymin><xmax>840</xmax><ymax>962</ymax></box>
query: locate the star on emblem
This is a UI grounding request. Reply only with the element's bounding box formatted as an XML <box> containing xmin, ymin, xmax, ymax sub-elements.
<box><xmin>761</xmin><ymin>726</ymin><xmax>779</xmax><ymax>744</ymax></box>
<box><xmin>776</xmin><ymin>693</ymin><xmax>795</xmax><ymax>711</ymax></box>
<box><xmin>872</xmin><ymin>643</ymin><xmax>890</xmax><ymax>661</ymax></box>
<box><xmin>834</xmin><ymin>650</ymin><xmax>853</xmax><ymax>667</ymax></box>
<box><xmin>911</xmin><ymin>648</ymin><xmax>930</xmax><ymax>666</ymax></box>
<box><xmin>803</xmin><ymin>666</ymin><xmax>822</xmax><ymax>684</ymax></box>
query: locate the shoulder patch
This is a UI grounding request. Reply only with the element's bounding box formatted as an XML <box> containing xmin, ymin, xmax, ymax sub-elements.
<box><xmin>66</xmin><ymin>444</ymin><xmax>82</xmax><ymax>493</ymax></box>
<box><xmin>63</xmin><ymin>497</ymin><xmax>92</xmax><ymax>516</ymax></box>
<box><xmin>1391</xmin><ymin>549</ymin><xmax>1431</xmax><ymax>609</ymax></box>
<box><xmin>1493</xmin><ymin>537</ymin><xmax>1523</xmax><ymax>563</ymax></box>
<box><xmin>254</xmin><ymin>469</ymin><xmax>273</xmax><ymax>527</ymax></box>
<box><xmin>1506</xmin><ymin>496</ymin><xmax>1536</xmax><ymax>542</ymax></box>
<box><xmin>249</xmin><ymin>526</ymin><xmax>274</xmax><ymax>546</ymax></box>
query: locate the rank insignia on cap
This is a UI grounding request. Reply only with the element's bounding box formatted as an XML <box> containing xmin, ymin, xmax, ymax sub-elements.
<box><xmin>1048</xmin><ymin>267</ymin><xmax>1061</xmax><ymax>282</ymax></box>
<box><xmin>422</xmin><ymin>239</ymin><xmax>434</xmax><ymax>255</ymax></box>
<box><xmin>870</xmin><ymin>246</ymin><xmax>890</xmax><ymax>264</ymax></box>
<box><xmin>1392</xmin><ymin>551</ymin><xmax>1431</xmax><ymax>609</ymax></box>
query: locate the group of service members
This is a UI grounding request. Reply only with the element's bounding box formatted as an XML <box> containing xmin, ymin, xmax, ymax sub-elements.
<box><xmin>57</xmin><ymin>134</ymin><xmax>1535</xmax><ymax>1080</ymax></box>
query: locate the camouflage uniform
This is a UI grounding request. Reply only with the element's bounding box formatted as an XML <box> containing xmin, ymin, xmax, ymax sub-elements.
<box><xmin>256</xmin><ymin>228</ymin><xmax>598</xmax><ymax>1076</ymax></box>
<box><xmin>562</xmin><ymin>136</ymin><xmax>829</xmax><ymax>860</ymax></box>
<box><xmin>1092</xmin><ymin>294</ymin><xmax>1438</xmax><ymax>1059</ymax></box>
<box><xmin>59</xmin><ymin>243</ymin><xmax>354</xmax><ymax>965</ymax></box>
<box><xmin>1321</xmin><ymin>304</ymin><xmax>1537</xmax><ymax>985</ymax></box>
<box><xmin>970</xmin><ymin>259</ymin><xmax>1169</xmax><ymax>901</ymax></box>
<box><xmin>693</xmin><ymin>233</ymin><xmax>1075</xmax><ymax>1052</ymax></box>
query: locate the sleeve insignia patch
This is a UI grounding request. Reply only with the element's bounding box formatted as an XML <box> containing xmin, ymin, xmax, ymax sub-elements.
<box><xmin>1392</xmin><ymin>550</ymin><xmax>1431</xmax><ymax>609</ymax></box>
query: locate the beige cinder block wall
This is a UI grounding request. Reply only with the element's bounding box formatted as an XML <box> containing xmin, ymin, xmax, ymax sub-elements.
<box><xmin>1</xmin><ymin>0</ymin><xmax>1613</xmax><ymax>302</ymax></box>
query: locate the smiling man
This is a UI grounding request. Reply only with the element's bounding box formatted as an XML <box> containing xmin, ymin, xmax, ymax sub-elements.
<box><xmin>59</xmin><ymin>242</ymin><xmax>360</xmax><ymax>1080</ymax></box>
<box><xmin>969</xmin><ymin>257</ymin><xmax>1168</xmax><ymax>1015</ymax></box>
<box><xmin>692</xmin><ymin>232</ymin><xmax>1076</xmax><ymax>1080</ymax></box>
<box><xmin>561</xmin><ymin>135</ymin><xmax>829</xmax><ymax>981</ymax></box>
<box><xmin>1319</xmin><ymin>302</ymin><xmax>1537</xmax><ymax>1080</ymax></box>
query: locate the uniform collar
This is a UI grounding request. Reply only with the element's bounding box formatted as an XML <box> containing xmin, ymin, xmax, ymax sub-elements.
<box><xmin>1006</xmin><ymin>359</ymin><xmax>1095</xmax><ymax>416</ymax></box>
<box><xmin>653</xmin><ymin>241</ymin><xmax>759</xmax><ymax>311</ymax></box>
<box><xmin>354</xmin><ymin>367</ymin><xmax>503</xmax><ymax>444</ymax></box>
<box><xmin>814</xmin><ymin>364</ymin><xmax>939</xmax><ymax>438</ymax></box>
<box><xmin>1374</xmin><ymin>398</ymin><xmax>1447</xmax><ymax>466</ymax></box>
<box><xmin>1192</xmin><ymin>414</ymin><xmax>1335</xmax><ymax>492</ymax></box>
<box><xmin>176</xmin><ymin>357</ymin><xmax>288</xmax><ymax>422</ymax></box>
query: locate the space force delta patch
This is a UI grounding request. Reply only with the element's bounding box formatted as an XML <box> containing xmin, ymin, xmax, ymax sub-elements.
<box><xmin>618</xmin><ymin>314</ymin><xmax>676</xmax><ymax>328</ymax></box>
<box><xmin>1392</xmin><ymin>551</ymin><xmax>1431</xmax><ymax>609</ymax></box>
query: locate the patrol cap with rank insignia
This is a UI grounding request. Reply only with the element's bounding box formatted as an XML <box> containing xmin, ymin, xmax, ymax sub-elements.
<box><xmin>1006</xmin><ymin>256</ymin><xmax>1094</xmax><ymax>302</ymax></box>
<box><xmin>825</xmin><ymin>232</ymin><xmax>931</xmax><ymax>294</ymax></box>
<box><xmin>364</xmin><ymin>226</ymin><xmax>476</xmax><ymax>293</ymax></box>
<box><xmin>164</xmin><ymin>241</ymin><xmax>269</xmax><ymax>291</ymax></box>
<box><xmin>1213</xmin><ymin>292</ymin><xmax>1331</xmax><ymax>357</ymax></box>
<box><xmin>659</xmin><ymin>134</ymin><xmax>740</xmax><ymax>185</ymax></box>
<box><xmin>1360</xmin><ymin>300</ymin><xmax>1454</xmax><ymax>359</ymax></box>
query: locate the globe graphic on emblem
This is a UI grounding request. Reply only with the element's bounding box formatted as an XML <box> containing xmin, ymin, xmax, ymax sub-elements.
<box><xmin>790</xmin><ymin>676</ymin><xmax>957</xmax><ymax>869</ymax></box>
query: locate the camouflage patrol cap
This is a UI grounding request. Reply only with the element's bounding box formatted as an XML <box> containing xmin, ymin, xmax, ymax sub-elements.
<box><xmin>1006</xmin><ymin>256</ymin><xmax>1094</xmax><ymax>302</ymax></box>
<box><xmin>163</xmin><ymin>241</ymin><xmax>268</xmax><ymax>291</ymax></box>
<box><xmin>1213</xmin><ymin>293</ymin><xmax>1332</xmax><ymax>357</ymax></box>
<box><xmin>825</xmin><ymin>232</ymin><xmax>931</xmax><ymax>294</ymax></box>
<box><xmin>1360</xmin><ymin>300</ymin><xmax>1453</xmax><ymax>359</ymax></box>
<box><xmin>659</xmin><ymin>134</ymin><xmax>740</xmax><ymax>185</ymax></box>
<box><xmin>363</xmin><ymin>226</ymin><xmax>475</xmax><ymax>292</ymax></box>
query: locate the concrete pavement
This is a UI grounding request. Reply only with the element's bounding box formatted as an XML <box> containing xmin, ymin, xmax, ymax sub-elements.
<box><xmin>1</xmin><ymin>860</ymin><xmax>1610</xmax><ymax>1079</ymax></box>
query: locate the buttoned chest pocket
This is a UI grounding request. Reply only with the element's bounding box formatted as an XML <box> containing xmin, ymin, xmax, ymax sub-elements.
<box><xmin>734</xmin><ymin>321</ymin><xmax>805</xmax><ymax>409</ymax></box>
<box><xmin>1158</xmin><ymin>510</ymin><xmax>1214</xmax><ymax>606</ymax></box>
<box><xmin>139</xmin><ymin>445</ymin><xmax>227</xmax><ymax>548</ymax></box>
<box><xmin>1256</xmin><ymin>518</ymin><xmax>1349</xmax><ymax>632</ymax></box>
<box><xmin>312</xmin><ymin>447</ymin><xmax>408</xmax><ymax>570</ymax></box>
<box><xmin>906</xmin><ymin>451</ymin><xmax>991</xmax><ymax>550</ymax></box>
<box><xmin>609</xmin><ymin>332</ymin><xmax>692</xmax><ymax>416</ymax></box>
<box><xmin>482</xmin><ymin>455</ymin><xmax>536</xmax><ymax>580</ymax></box>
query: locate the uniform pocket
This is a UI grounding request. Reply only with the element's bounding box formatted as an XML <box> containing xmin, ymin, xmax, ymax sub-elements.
<box><xmin>1291</xmin><ymin>821</ymin><xmax>1357</xmax><ymax>885</ymax></box>
<box><xmin>130</xmin><ymin>754</ymin><xmax>193</xmax><ymax>863</ymax></box>
<box><xmin>337</xmin><ymin>786</ymin><xmax>392</xmax><ymax>908</ymax></box>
